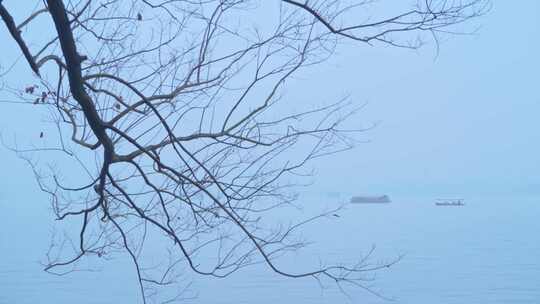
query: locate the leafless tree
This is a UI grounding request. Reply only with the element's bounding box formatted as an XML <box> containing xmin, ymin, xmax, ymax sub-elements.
<box><xmin>0</xmin><ymin>0</ymin><xmax>489</xmax><ymax>302</ymax></box>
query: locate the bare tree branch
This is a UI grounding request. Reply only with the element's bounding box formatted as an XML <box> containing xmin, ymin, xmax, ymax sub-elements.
<box><xmin>0</xmin><ymin>0</ymin><xmax>489</xmax><ymax>302</ymax></box>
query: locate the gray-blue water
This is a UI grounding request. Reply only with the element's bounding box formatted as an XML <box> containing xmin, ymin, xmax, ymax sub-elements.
<box><xmin>1</xmin><ymin>195</ymin><xmax>539</xmax><ymax>303</ymax></box>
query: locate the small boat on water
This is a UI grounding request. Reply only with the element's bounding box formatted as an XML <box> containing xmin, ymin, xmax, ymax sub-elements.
<box><xmin>435</xmin><ymin>198</ymin><xmax>465</xmax><ymax>206</ymax></box>
<box><xmin>350</xmin><ymin>195</ymin><xmax>391</xmax><ymax>204</ymax></box>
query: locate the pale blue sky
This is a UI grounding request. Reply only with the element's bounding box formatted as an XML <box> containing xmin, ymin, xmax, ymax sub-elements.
<box><xmin>1</xmin><ymin>1</ymin><xmax>539</xmax><ymax>199</ymax></box>
<box><xmin>297</xmin><ymin>0</ymin><xmax>540</xmax><ymax>197</ymax></box>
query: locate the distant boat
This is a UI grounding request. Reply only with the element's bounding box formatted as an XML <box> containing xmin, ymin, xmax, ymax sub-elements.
<box><xmin>435</xmin><ymin>198</ymin><xmax>465</xmax><ymax>206</ymax></box>
<box><xmin>350</xmin><ymin>195</ymin><xmax>391</xmax><ymax>204</ymax></box>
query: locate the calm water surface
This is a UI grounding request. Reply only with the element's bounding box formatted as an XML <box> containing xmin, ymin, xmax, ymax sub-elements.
<box><xmin>1</xmin><ymin>195</ymin><xmax>539</xmax><ymax>303</ymax></box>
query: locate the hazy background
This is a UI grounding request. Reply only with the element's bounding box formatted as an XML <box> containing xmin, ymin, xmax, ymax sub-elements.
<box><xmin>286</xmin><ymin>0</ymin><xmax>540</xmax><ymax>197</ymax></box>
<box><xmin>2</xmin><ymin>1</ymin><xmax>539</xmax><ymax>199</ymax></box>
<box><xmin>1</xmin><ymin>1</ymin><xmax>539</xmax><ymax>303</ymax></box>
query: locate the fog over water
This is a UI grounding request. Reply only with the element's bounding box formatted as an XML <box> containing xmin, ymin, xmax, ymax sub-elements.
<box><xmin>1</xmin><ymin>1</ymin><xmax>539</xmax><ymax>303</ymax></box>
<box><xmin>2</xmin><ymin>195</ymin><xmax>539</xmax><ymax>303</ymax></box>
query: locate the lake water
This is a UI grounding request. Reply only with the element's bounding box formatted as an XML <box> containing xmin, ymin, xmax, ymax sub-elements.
<box><xmin>1</xmin><ymin>195</ymin><xmax>539</xmax><ymax>303</ymax></box>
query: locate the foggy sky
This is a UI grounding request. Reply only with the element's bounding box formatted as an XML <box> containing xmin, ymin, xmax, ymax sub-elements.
<box><xmin>1</xmin><ymin>1</ymin><xmax>539</xmax><ymax>198</ymax></box>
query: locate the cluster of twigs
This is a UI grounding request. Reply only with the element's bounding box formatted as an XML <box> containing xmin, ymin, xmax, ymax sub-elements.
<box><xmin>1</xmin><ymin>0</ymin><xmax>488</xmax><ymax>302</ymax></box>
